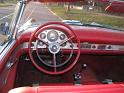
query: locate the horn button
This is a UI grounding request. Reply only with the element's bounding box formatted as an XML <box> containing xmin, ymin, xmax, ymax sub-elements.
<box><xmin>48</xmin><ymin>43</ymin><xmax>60</xmax><ymax>54</ymax></box>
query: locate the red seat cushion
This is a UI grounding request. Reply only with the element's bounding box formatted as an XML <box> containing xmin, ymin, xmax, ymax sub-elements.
<box><xmin>9</xmin><ymin>84</ymin><xmax>124</xmax><ymax>93</ymax></box>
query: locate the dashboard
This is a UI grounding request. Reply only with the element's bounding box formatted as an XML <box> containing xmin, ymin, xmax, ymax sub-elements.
<box><xmin>19</xmin><ymin>30</ymin><xmax>124</xmax><ymax>54</ymax></box>
<box><xmin>18</xmin><ymin>25</ymin><xmax>124</xmax><ymax>55</ymax></box>
<box><xmin>33</xmin><ymin>29</ymin><xmax>124</xmax><ymax>51</ymax></box>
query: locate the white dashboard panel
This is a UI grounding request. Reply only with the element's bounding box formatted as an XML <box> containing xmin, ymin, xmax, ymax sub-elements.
<box><xmin>23</xmin><ymin>42</ymin><xmax>124</xmax><ymax>51</ymax></box>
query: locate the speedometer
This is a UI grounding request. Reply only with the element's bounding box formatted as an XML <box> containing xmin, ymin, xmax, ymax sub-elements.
<box><xmin>47</xmin><ymin>30</ymin><xmax>58</xmax><ymax>42</ymax></box>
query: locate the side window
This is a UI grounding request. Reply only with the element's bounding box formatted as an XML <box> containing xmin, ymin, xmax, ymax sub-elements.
<box><xmin>0</xmin><ymin>2</ymin><xmax>15</xmax><ymax>51</ymax></box>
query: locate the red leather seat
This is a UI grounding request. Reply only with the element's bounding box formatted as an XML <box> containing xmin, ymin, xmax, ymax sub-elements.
<box><xmin>8</xmin><ymin>87</ymin><xmax>37</xmax><ymax>93</ymax></box>
<box><xmin>9</xmin><ymin>84</ymin><xmax>124</xmax><ymax>93</ymax></box>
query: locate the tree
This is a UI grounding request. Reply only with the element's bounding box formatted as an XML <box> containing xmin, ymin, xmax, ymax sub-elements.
<box><xmin>67</xmin><ymin>2</ymin><xmax>71</xmax><ymax>12</ymax></box>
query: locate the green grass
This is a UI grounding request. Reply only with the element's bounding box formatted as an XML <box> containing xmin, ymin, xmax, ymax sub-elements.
<box><xmin>48</xmin><ymin>5</ymin><xmax>124</xmax><ymax>30</ymax></box>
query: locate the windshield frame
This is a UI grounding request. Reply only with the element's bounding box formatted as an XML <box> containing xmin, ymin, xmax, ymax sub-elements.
<box><xmin>10</xmin><ymin>0</ymin><xmax>26</xmax><ymax>39</ymax></box>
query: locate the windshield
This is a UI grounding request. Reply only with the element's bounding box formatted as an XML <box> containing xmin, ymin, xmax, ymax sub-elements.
<box><xmin>18</xmin><ymin>1</ymin><xmax>124</xmax><ymax>31</ymax></box>
<box><xmin>19</xmin><ymin>1</ymin><xmax>60</xmax><ymax>27</ymax></box>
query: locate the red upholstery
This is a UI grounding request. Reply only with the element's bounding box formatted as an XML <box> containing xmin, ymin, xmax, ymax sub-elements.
<box><xmin>9</xmin><ymin>84</ymin><xmax>124</xmax><ymax>93</ymax></box>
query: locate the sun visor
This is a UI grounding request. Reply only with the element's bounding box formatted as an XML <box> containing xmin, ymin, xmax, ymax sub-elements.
<box><xmin>27</xmin><ymin>0</ymin><xmax>81</xmax><ymax>2</ymax></box>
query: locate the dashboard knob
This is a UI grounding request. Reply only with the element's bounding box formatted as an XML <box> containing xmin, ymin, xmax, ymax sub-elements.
<box><xmin>60</xmin><ymin>34</ymin><xmax>66</xmax><ymax>40</ymax></box>
<box><xmin>40</xmin><ymin>33</ymin><xmax>46</xmax><ymax>39</ymax></box>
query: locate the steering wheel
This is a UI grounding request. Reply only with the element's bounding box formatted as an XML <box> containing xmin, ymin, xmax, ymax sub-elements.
<box><xmin>28</xmin><ymin>22</ymin><xmax>80</xmax><ymax>75</ymax></box>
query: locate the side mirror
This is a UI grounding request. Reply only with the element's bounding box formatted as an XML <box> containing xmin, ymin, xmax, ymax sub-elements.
<box><xmin>0</xmin><ymin>22</ymin><xmax>10</xmax><ymax>35</ymax></box>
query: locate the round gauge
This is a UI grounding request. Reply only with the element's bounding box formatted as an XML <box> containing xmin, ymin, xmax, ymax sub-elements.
<box><xmin>40</xmin><ymin>33</ymin><xmax>46</xmax><ymax>39</ymax></box>
<box><xmin>47</xmin><ymin>30</ymin><xmax>58</xmax><ymax>42</ymax></box>
<box><xmin>38</xmin><ymin>41</ymin><xmax>44</xmax><ymax>46</ymax></box>
<box><xmin>60</xmin><ymin>34</ymin><xmax>66</xmax><ymax>40</ymax></box>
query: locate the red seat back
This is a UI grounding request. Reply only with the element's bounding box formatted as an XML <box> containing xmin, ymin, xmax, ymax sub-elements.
<box><xmin>9</xmin><ymin>84</ymin><xmax>124</xmax><ymax>93</ymax></box>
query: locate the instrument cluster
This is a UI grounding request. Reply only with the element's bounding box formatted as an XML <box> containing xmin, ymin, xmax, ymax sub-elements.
<box><xmin>37</xmin><ymin>29</ymin><xmax>70</xmax><ymax>48</ymax></box>
<box><xmin>40</xmin><ymin>29</ymin><xmax>67</xmax><ymax>41</ymax></box>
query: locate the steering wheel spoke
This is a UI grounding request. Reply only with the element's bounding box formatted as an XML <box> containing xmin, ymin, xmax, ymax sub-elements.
<box><xmin>59</xmin><ymin>35</ymin><xmax>75</xmax><ymax>46</ymax></box>
<box><xmin>53</xmin><ymin>54</ymin><xmax>57</xmax><ymax>72</ymax></box>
